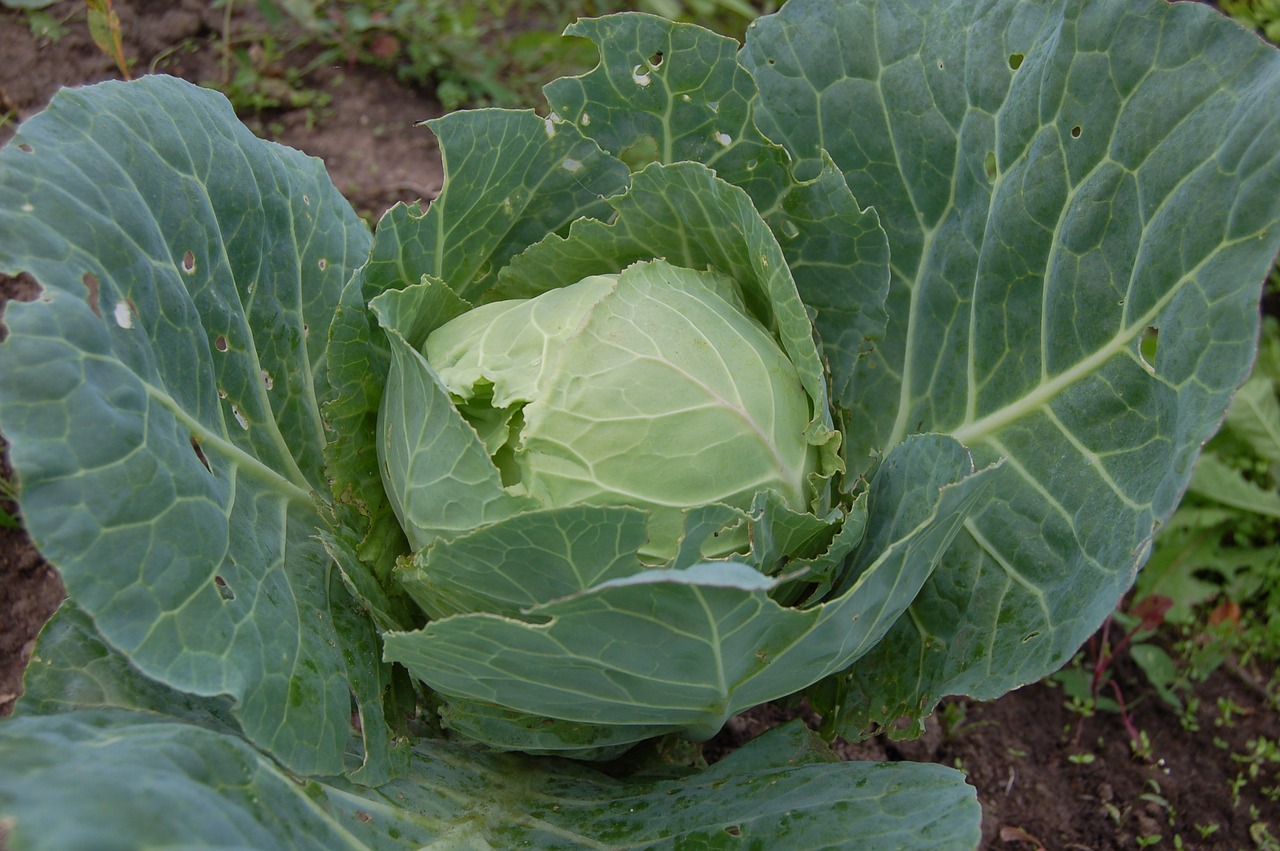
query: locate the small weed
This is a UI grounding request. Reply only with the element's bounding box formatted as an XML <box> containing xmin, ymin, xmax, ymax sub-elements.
<box><xmin>1216</xmin><ymin>696</ymin><xmax>1248</xmax><ymax>729</ymax></box>
<box><xmin>1222</xmin><ymin>0</ymin><xmax>1280</xmax><ymax>43</ymax></box>
<box><xmin>1194</xmin><ymin>823</ymin><xmax>1221</xmax><ymax>840</ymax></box>
<box><xmin>1250</xmin><ymin>818</ymin><xmax>1280</xmax><ymax>850</ymax></box>
<box><xmin>1130</xmin><ymin>729</ymin><xmax>1156</xmax><ymax>762</ymax></box>
<box><xmin>1067</xmin><ymin>752</ymin><xmax>1095</xmax><ymax>765</ymax></box>
<box><xmin>25</xmin><ymin>8</ymin><xmax>70</xmax><ymax>41</ymax></box>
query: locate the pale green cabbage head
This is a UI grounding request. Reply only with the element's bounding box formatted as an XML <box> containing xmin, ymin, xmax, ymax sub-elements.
<box><xmin>423</xmin><ymin>260</ymin><xmax>817</xmax><ymax>561</ymax></box>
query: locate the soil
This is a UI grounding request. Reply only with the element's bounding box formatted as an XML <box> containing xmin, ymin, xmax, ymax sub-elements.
<box><xmin>1</xmin><ymin>4</ymin><xmax>1277</xmax><ymax>850</ymax></box>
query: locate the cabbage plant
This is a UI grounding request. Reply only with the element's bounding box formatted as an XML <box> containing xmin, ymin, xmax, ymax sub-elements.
<box><xmin>1</xmin><ymin>0</ymin><xmax>1278</xmax><ymax>847</ymax></box>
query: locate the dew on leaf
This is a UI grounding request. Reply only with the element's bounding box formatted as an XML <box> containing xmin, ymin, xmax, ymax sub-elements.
<box><xmin>112</xmin><ymin>302</ymin><xmax>132</xmax><ymax>329</ymax></box>
<box><xmin>580</xmin><ymin>112</ymin><xmax>591</xmax><ymax>126</ymax></box>
<box><xmin>562</xmin><ymin>158</ymin><xmax>582</xmax><ymax>173</ymax></box>
<box><xmin>714</xmin><ymin>131</ymin><xmax>732</xmax><ymax>147</ymax></box>
<box><xmin>20</xmin><ymin>203</ymin><xmax>33</xmax><ymax>212</ymax></box>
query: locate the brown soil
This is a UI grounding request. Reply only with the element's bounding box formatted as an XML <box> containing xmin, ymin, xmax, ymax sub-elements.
<box><xmin>2</xmin><ymin>4</ymin><xmax>1277</xmax><ymax>849</ymax></box>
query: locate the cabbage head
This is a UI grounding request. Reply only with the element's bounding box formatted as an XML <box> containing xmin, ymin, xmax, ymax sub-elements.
<box><xmin>420</xmin><ymin>261</ymin><xmax>818</xmax><ymax>562</ymax></box>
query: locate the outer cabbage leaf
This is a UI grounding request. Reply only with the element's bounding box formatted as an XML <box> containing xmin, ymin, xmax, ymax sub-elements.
<box><xmin>383</xmin><ymin>435</ymin><xmax>996</xmax><ymax>741</ymax></box>
<box><xmin>0</xmin><ymin>710</ymin><xmax>978</xmax><ymax>851</ymax></box>
<box><xmin>9</xmin><ymin>609</ymin><xmax>979</xmax><ymax>850</ymax></box>
<box><xmin>0</xmin><ymin>76</ymin><xmax>383</xmax><ymax>775</ymax></box>
<box><xmin>544</xmin><ymin>13</ymin><xmax>794</xmax><ymax>210</ymax></box>
<box><xmin>741</xmin><ymin>0</ymin><xmax>1280</xmax><ymax>730</ymax></box>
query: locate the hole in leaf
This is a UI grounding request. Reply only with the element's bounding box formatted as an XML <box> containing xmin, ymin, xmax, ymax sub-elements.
<box><xmin>937</xmin><ymin>60</ymin><xmax>944</xmax><ymax>70</ymax></box>
<box><xmin>214</xmin><ymin>575</ymin><xmax>235</xmax><ymax>601</ymax></box>
<box><xmin>1071</xmin><ymin>125</ymin><xmax>1082</xmax><ymax>139</ymax></box>
<box><xmin>214</xmin><ymin>335</ymin><xmax>228</xmax><ymax>352</ymax></box>
<box><xmin>648</xmin><ymin>50</ymin><xmax>663</xmax><ymax>68</ymax></box>
<box><xmin>82</xmin><ymin>273</ymin><xmax>101</xmax><ymax>318</ymax></box>
<box><xmin>318</xmin><ymin>258</ymin><xmax>327</xmax><ymax>271</ymax></box>
<box><xmin>631</xmin><ymin>64</ymin><xmax>651</xmax><ymax>86</ymax></box>
<box><xmin>984</xmin><ymin>151</ymin><xmax>997</xmax><ymax>181</ymax></box>
<box><xmin>1022</xmin><ymin>631</ymin><xmax>1041</xmax><ymax>642</ymax></box>
<box><xmin>1009</xmin><ymin>52</ymin><xmax>1024</xmax><ymax>70</ymax></box>
<box><xmin>619</xmin><ymin>135</ymin><xmax>660</xmax><ymax>172</ymax></box>
<box><xmin>766</xmin><ymin>57</ymin><xmax>776</xmax><ymax>65</ymax></box>
<box><xmin>17</xmin><ymin>143</ymin><xmax>33</xmax><ymax>153</ymax></box>
<box><xmin>190</xmin><ymin>435</ymin><xmax>212</xmax><ymax>472</ymax></box>
<box><xmin>182</xmin><ymin>250</ymin><xmax>196</xmax><ymax>274</ymax></box>
<box><xmin>262</xmin><ymin>370</ymin><xmax>274</xmax><ymax>390</ymax></box>
<box><xmin>724</xmin><ymin>826</ymin><xmax>742</xmax><ymax>837</ymax></box>
<box><xmin>1139</xmin><ymin>325</ymin><xmax>1159</xmax><ymax>373</ymax></box>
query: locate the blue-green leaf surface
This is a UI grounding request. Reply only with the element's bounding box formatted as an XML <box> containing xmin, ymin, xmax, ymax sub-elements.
<box><xmin>11</xmin><ymin>607</ymin><xmax>980</xmax><ymax>849</ymax></box>
<box><xmin>544</xmin><ymin>13</ymin><xmax>794</xmax><ymax>210</ymax></box>
<box><xmin>742</xmin><ymin>0</ymin><xmax>1280</xmax><ymax>727</ymax></box>
<box><xmin>397</xmin><ymin>505</ymin><xmax>650</xmax><ymax>619</ymax></box>
<box><xmin>383</xmin><ymin>435</ymin><xmax>995</xmax><ymax>740</ymax></box>
<box><xmin>0</xmin><ymin>711</ymin><xmax>979</xmax><ymax>850</ymax></box>
<box><xmin>0</xmin><ymin>76</ymin><xmax>375</xmax><ymax>774</ymax></box>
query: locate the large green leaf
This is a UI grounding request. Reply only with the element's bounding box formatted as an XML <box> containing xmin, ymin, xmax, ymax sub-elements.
<box><xmin>12</xmin><ymin>602</ymin><xmax>979</xmax><ymax>849</ymax></box>
<box><xmin>0</xmin><ymin>710</ymin><xmax>979</xmax><ymax>851</ymax></box>
<box><xmin>742</xmin><ymin>0</ymin><xmax>1280</xmax><ymax>728</ymax></box>
<box><xmin>0</xmin><ymin>76</ymin><xmax>378</xmax><ymax>774</ymax></box>
<box><xmin>384</xmin><ymin>435</ymin><xmax>995</xmax><ymax>740</ymax></box>
<box><xmin>544</xmin><ymin>13</ymin><xmax>794</xmax><ymax>210</ymax></box>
